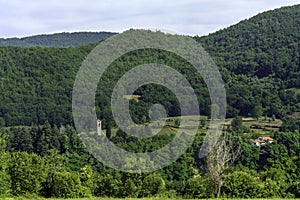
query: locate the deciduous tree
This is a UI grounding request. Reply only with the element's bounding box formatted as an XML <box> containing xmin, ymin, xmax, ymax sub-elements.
<box><xmin>205</xmin><ymin>132</ymin><xmax>241</xmax><ymax>197</ymax></box>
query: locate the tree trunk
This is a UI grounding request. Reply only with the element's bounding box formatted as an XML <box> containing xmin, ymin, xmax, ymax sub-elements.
<box><xmin>217</xmin><ymin>182</ymin><xmax>221</xmax><ymax>198</ymax></box>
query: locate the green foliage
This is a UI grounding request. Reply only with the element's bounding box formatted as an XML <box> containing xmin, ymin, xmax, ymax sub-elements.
<box><xmin>106</xmin><ymin>121</ymin><xmax>112</xmax><ymax>139</ymax></box>
<box><xmin>93</xmin><ymin>174</ymin><xmax>121</xmax><ymax>197</ymax></box>
<box><xmin>0</xmin><ymin>122</ymin><xmax>300</xmax><ymax>198</ymax></box>
<box><xmin>0</xmin><ymin>4</ymin><xmax>300</xmax><ymax>199</ymax></box>
<box><xmin>198</xmin><ymin>5</ymin><xmax>300</xmax><ymax>82</ymax></box>
<box><xmin>0</xmin><ymin>32</ymin><xmax>116</xmax><ymax>47</ymax></box>
<box><xmin>79</xmin><ymin>165</ymin><xmax>94</xmax><ymax>197</ymax></box>
<box><xmin>0</xmin><ymin>138</ymin><xmax>11</xmax><ymax>197</ymax></box>
<box><xmin>50</xmin><ymin>171</ymin><xmax>82</xmax><ymax>198</ymax></box>
<box><xmin>252</xmin><ymin>104</ymin><xmax>263</xmax><ymax>120</ymax></box>
<box><xmin>196</xmin><ymin>6</ymin><xmax>300</xmax><ymax>118</ymax></box>
<box><xmin>35</xmin><ymin>121</ymin><xmax>60</xmax><ymax>155</ymax></box>
<box><xmin>287</xmin><ymin>181</ymin><xmax>300</xmax><ymax>198</ymax></box>
<box><xmin>231</xmin><ymin>116</ymin><xmax>243</xmax><ymax>132</ymax></box>
<box><xmin>174</xmin><ymin>119</ymin><xmax>180</xmax><ymax>127</ymax></box>
<box><xmin>7</xmin><ymin>127</ymin><xmax>33</xmax><ymax>153</ymax></box>
<box><xmin>140</xmin><ymin>173</ymin><xmax>166</xmax><ymax>197</ymax></box>
<box><xmin>0</xmin><ymin>45</ymin><xmax>90</xmax><ymax>127</ymax></box>
<box><xmin>121</xmin><ymin>178</ymin><xmax>140</xmax><ymax>198</ymax></box>
<box><xmin>281</xmin><ymin>117</ymin><xmax>300</xmax><ymax>132</ymax></box>
<box><xmin>237</xmin><ymin>140</ymin><xmax>260</xmax><ymax>170</ymax></box>
<box><xmin>272</xmin><ymin>131</ymin><xmax>300</xmax><ymax>156</ymax></box>
<box><xmin>0</xmin><ymin>166</ymin><xmax>11</xmax><ymax>197</ymax></box>
<box><xmin>8</xmin><ymin>152</ymin><xmax>47</xmax><ymax>196</ymax></box>
<box><xmin>183</xmin><ymin>177</ymin><xmax>214</xmax><ymax>199</ymax></box>
<box><xmin>223</xmin><ymin>171</ymin><xmax>264</xmax><ymax>198</ymax></box>
<box><xmin>260</xmin><ymin>157</ymin><xmax>299</xmax><ymax>198</ymax></box>
<box><xmin>1</xmin><ymin>5</ymin><xmax>300</xmax><ymax>128</ymax></box>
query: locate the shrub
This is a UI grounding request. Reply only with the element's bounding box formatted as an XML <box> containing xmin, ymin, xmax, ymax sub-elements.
<box><xmin>139</xmin><ymin>173</ymin><xmax>166</xmax><ymax>197</ymax></box>
<box><xmin>51</xmin><ymin>171</ymin><xmax>83</xmax><ymax>198</ymax></box>
<box><xmin>222</xmin><ymin>171</ymin><xmax>263</xmax><ymax>198</ymax></box>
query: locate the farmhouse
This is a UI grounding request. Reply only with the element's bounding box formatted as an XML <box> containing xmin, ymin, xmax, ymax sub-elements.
<box><xmin>251</xmin><ymin>136</ymin><xmax>273</xmax><ymax>146</ymax></box>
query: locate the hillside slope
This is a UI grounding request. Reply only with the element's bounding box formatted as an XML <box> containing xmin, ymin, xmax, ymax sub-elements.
<box><xmin>198</xmin><ymin>4</ymin><xmax>300</xmax><ymax>86</ymax></box>
<box><xmin>0</xmin><ymin>5</ymin><xmax>299</xmax><ymax>127</ymax></box>
<box><xmin>197</xmin><ymin>4</ymin><xmax>300</xmax><ymax>117</ymax></box>
<box><xmin>0</xmin><ymin>32</ymin><xmax>116</xmax><ymax>47</ymax></box>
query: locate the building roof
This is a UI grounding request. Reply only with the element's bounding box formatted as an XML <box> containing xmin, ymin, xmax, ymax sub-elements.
<box><xmin>251</xmin><ymin>136</ymin><xmax>274</xmax><ymax>145</ymax></box>
<box><xmin>259</xmin><ymin>136</ymin><xmax>273</xmax><ymax>141</ymax></box>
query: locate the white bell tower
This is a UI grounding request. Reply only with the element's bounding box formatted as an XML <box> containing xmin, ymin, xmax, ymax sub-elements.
<box><xmin>97</xmin><ymin>120</ymin><xmax>102</xmax><ymax>135</ymax></box>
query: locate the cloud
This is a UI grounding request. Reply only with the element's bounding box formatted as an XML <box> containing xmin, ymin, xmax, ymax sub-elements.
<box><xmin>0</xmin><ymin>0</ymin><xmax>299</xmax><ymax>37</ymax></box>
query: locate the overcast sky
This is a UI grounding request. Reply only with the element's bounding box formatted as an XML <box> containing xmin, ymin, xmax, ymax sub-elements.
<box><xmin>0</xmin><ymin>0</ymin><xmax>299</xmax><ymax>38</ymax></box>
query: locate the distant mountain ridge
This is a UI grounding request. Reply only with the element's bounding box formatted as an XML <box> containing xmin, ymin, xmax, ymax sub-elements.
<box><xmin>0</xmin><ymin>32</ymin><xmax>117</xmax><ymax>47</ymax></box>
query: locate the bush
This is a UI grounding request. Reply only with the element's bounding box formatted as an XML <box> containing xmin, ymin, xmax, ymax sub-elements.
<box><xmin>183</xmin><ymin>177</ymin><xmax>213</xmax><ymax>198</ymax></box>
<box><xmin>93</xmin><ymin>174</ymin><xmax>121</xmax><ymax>197</ymax></box>
<box><xmin>9</xmin><ymin>152</ymin><xmax>47</xmax><ymax>196</ymax></box>
<box><xmin>139</xmin><ymin>173</ymin><xmax>166</xmax><ymax>197</ymax></box>
<box><xmin>51</xmin><ymin>171</ymin><xmax>86</xmax><ymax>198</ymax></box>
<box><xmin>222</xmin><ymin>171</ymin><xmax>264</xmax><ymax>198</ymax></box>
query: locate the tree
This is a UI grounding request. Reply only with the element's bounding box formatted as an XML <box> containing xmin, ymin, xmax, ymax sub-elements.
<box><xmin>237</xmin><ymin>141</ymin><xmax>260</xmax><ymax>170</ymax></box>
<box><xmin>260</xmin><ymin>157</ymin><xmax>299</xmax><ymax>198</ymax></box>
<box><xmin>79</xmin><ymin>165</ymin><xmax>93</xmax><ymax>197</ymax></box>
<box><xmin>174</xmin><ymin>118</ymin><xmax>180</xmax><ymax>127</ymax></box>
<box><xmin>223</xmin><ymin>171</ymin><xmax>263</xmax><ymax>198</ymax></box>
<box><xmin>231</xmin><ymin>116</ymin><xmax>243</xmax><ymax>132</ymax></box>
<box><xmin>200</xmin><ymin>118</ymin><xmax>206</xmax><ymax>128</ymax></box>
<box><xmin>93</xmin><ymin>174</ymin><xmax>121</xmax><ymax>197</ymax></box>
<box><xmin>183</xmin><ymin>176</ymin><xmax>213</xmax><ymax>198</ymax></box>
<box><xmin>252</xmin><ymin>104</ymin><xmax>263</xmax><ymax>120</ymax></box>
<box><xmin>280</xmin><ymin>117</ymin><xmax>299</xmax><ymax>132</ymax></box>
<box><xmin>51</xmin><ymin>171</ymin><xmax>83</xmax><ymax>198</ymax></box>
<box><xmin>0</xmin><ymin>138</ymin><xmax>11</xmax><ymax>197</ymax></box>
<box><xmin>40</xmin><ymin>149</ymin><xmax>66</xmax><ymax>197</ymax></box>
<box><xmin>106</xmin><ymin>121</ymin><xmax>112</xmax><ymax>139</ymax></box>
<box><xmin>9</xmin><ymin>152</ymin><xmax>47</xmax><ymax>196</ymax></box>
<box><xmin>35</xmin><ymin>121</ymin><xmax>54</xmax><ymax>156</ymax></box>
<box><xmin>0</xmin><ymin>117</ymin><xmax>5</xmax><ymax>128</ymax></box>
<box><xmin>7</xmin><ymin>127</ymin><xmax>33</xmax><ymax>153</ymax></box>
<box><xmin>260</xmin><ymin>166</ymin><xmax>290</xmax><ymax>197</ymax></box>
<box><xmin>121</xmin><ymin>178</ymin><xmax>141</xmax><ymax>198</ymax></box>
<box><xmin>205</xmin><ymin>132</ymin><xmax>241</xmax><ymax>197</ymax></box>
<box><xmin>140</xmin><ymin>173</ymin><xmax>165</xmax><ymax>197</ymax></box>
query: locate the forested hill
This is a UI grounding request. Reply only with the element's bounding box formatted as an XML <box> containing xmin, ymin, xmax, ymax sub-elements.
<box><xmin>197</xmin><ymin>4</ymin><xmax>300</xmax><ymax>86</ymax></box>
<box><xmin>0</xmin><ymin>4</ymin><xmax>300</xmax><ymax>199</ymax></box>
<box><xmin>0</xmin><ymin>4</ymin><xmax>299</xmax><ymax>128</ymax></box>
<box><xmin>0</xmin><ymin>32</ymin><xmax>116</xmax><ymax>47</ymax></box>
<box><xmin>196</xmin><ymin>4</ymin><xmax>300</xmax><ymax>118</ymax></box>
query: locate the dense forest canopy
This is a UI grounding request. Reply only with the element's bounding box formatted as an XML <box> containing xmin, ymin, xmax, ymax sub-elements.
<box><xmin>197</xmin><ymin>4</ymin><xmax>300</xmax><ymax>118</ymax></box>
<box><xmin>198</xmin><ymin>4</ymin><xmax>300</xmax><ymax>84</ymax></box>
<box><xmin>0</xmin><ymin>4</ymin><xmax>299</xmax><ymax>199</ymax></box>
<box><xmin>0</xmin><ymin>32</ymin><xmax>116</xmax><ymax>47</ymax></box>
<box><xmin>1</xmin><ymin>5</ymin><xmax>300</xmax><ymax>127</ymax></box>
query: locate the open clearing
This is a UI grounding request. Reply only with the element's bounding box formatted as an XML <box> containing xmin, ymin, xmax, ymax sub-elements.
<box><xmin>101</xmin><ymin>115</ymin><xmax>283</xmax><ymax>137</ymax></box>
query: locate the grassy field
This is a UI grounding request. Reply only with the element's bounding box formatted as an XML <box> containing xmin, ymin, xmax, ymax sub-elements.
<box><xmin>2</xmin><ymin>198</ymin><xmax>300</xmax><ymax>200</ymax></box>
<box><xmin>166</xmin><ymin>115</ymin><xmax>282</xmax><ymax>135</ymax></box>
<box><xmin>99</xmin><ymin>115</ymin><xmax>282</xmax><ymax>138</ymax></box>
